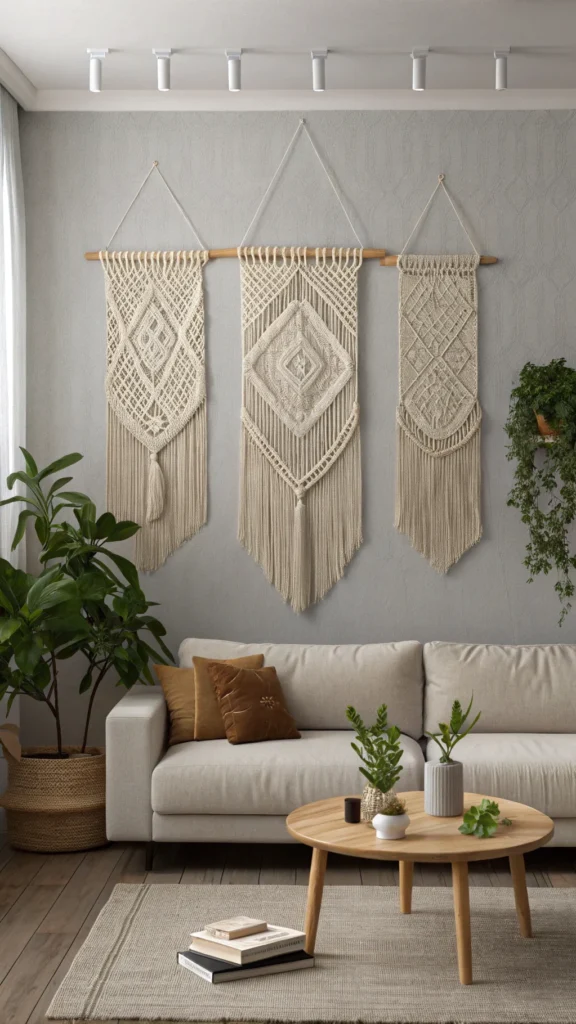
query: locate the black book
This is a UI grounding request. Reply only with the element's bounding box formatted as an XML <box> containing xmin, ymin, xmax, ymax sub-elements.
<box><xmin>177</xmin><ymin>947</ymin><xmax>314</xmax><ymax>984</ymax></box>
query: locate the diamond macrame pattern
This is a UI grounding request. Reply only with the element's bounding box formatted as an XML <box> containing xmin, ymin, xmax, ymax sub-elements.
<box><xmin>401</xmin><ymin>268</ymin><xmax>477</xmax><ymax>440</ymax></box>
<box><xmin>244</xmin><ymin>299</ymin><xmax>353</xmax><ymax>437</ymax></box>
<box><xmin>105</xmin><ymin>266</ymin><xmax>206</xmax><ymax>454</ymax></box>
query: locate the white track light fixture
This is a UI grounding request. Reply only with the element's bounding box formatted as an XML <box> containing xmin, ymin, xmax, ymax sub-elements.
<box><xmin>311</xmin><ymin>49</ymin><xmax>328</xmax><ymax>92</ymax></box>
<box><xmin>154</xmin><ymin>49</ymin><xmax>172</xmax><ymax>91</ymax></box>
<box><xmin>87</xmin><ymin>49</ymin><xmax>108</xmax><ymax>93</ymax></box>
<box><xmin>226</xmin><ymin>50</ymin><xmax>242</xmax><ymax>92</ymax></box>
<box><xmin>494</xmin><ymin>48</ymin><xmax>510</xmax><ymax>91</ymax></box>
<box><xmin>412</xmin><ymin>49</ymin><xmax>428</xmax><ymax>91</ymax></box>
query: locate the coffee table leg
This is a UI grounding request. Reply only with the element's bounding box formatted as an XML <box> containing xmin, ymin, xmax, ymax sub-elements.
<box><xmin>399</xmin><ymin>860</ymin><xmax>414</xmax><ymax>914</ymax></box>
<box><xmin>509</xmin><ymin>854</ymin><xmax>533</xmax><ymax>938</ymax></box>
<box><xmin>304</xmin><ymin>847</ymin><xmax>327</xmax><ymax>955</ymax></box>
<box><xmin>452</xmin><ymin>860</ymin><xmax>472</xmax><ymax>985</ymax></box>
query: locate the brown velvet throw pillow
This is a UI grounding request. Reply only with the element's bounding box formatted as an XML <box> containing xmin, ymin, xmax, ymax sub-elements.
<box><xmin>193</xmin><ymin>655</ymin><xmax>265</xmax><ymax>740</ymax></box>
<box><xmin>207</xmin><ymin>663</ymin><xmax>301</xmax><ymax>745</ymax></box>
<box><xmin>154</xmin><ymin>664</ymin><xmax>197</xmax><ymax>746</ymax></box>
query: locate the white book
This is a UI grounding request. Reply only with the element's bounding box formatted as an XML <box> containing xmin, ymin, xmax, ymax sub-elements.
<box><xmin>178</xmin><ymin>948</ymin><xmax>314</xmax><ymax>983</ymax></box>
<box><xmin>190</xmin><ymin>923</ymin><xmax>306</xmax><ymax>965</ymax></box>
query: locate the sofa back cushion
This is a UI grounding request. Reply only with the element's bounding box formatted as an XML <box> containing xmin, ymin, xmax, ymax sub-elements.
<box><xmin>424</xmin><ymin>641</ymin><xmax>576</xmax><ymax>734</ymax></box>
<box><xmin>179</xmin><ymin>639</ymin><xmax>423</xmax><ymax>738</ymax></box>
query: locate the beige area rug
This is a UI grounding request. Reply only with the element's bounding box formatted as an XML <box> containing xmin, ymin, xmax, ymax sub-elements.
<box><xmin>48</xmin><ymin>883</ymin><xmax>576</xmax><ymax>1022</ymax></box>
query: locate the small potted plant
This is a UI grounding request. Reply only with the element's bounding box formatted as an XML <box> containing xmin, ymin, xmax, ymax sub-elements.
<box><xmin>346</xmin><ymin>703</ymin><xmax>404</xmax><ymax>822</ymax></box>
<box><xmin>424</xmin><ymin>696</ymin><xmax>481</xmax><ymax>817</ymax></box>
<box><xmin>505</xmin><ymin>358</ymin><xmax>576</xmax><ymax>625</ymax></box>
<box><xmin>372</xmin><ymin>793</ymin><xmax>410</xmax><ymax>840</ymax></box>
<box><xmin>0</xmin><ymin>449</ymin><xmax>173</xmax><ymax>852</ymax></box>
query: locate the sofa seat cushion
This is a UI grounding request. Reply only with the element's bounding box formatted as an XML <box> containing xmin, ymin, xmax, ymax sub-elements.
<box><xmin>152</xmin><ymin>730</ymin><xmax>425</xmax><ymax>816</ymax></box>
<box><xmin>426</xmin><ymin>734</ymin><xmax>576</xmax><ymax>818</ymax></box>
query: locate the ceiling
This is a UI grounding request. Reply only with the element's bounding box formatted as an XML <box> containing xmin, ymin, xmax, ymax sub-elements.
<box><xmin>2</xmin><ymin>0</ymin><xmax>576</xmax><ymax>109</ymax></box>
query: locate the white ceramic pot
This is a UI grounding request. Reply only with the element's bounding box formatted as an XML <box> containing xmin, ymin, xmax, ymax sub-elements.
<box><xmin>372</xmin><ymin>812</ymin><xmax>410</xmax><ymax>840</ymax></box>
<box><xmin>424</xmin><ymin>760</ymin><xmax>464</xmax><ymax>817</ymax></box>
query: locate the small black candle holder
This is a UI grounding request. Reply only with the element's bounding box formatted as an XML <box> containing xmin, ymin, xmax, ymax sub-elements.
<box><xmin>344</xmin><ymin>796</ymin><xmax>361</xmax><ymax>824</ymax></box>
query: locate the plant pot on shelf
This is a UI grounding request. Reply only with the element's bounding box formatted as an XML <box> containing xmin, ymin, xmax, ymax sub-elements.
<box><xmin>424</xmin><ymin>760</ymin><xmax>464</xmax><ymax>817</ymax></box>
<box><xmin>0</xmin><ymin>746</ymin><xmax>107</xmax><ymax>852</ymax></box>
<box><xmin>361</xmin><ymin>783</ymin><xmax>388</xmax><ymax>822</ymax></box>
<box><xmin>534</xmin><ymin>411</ymin><xmax>560</xmax><ymax>437</ymax></box>
<box><xmin>372</xmin><ymin>811</ymin><xmax>410</xmax><ymax>840</ymax></box>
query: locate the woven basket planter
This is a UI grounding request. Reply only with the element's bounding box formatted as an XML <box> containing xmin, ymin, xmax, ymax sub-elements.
<box><xmin>361</xmin><ymin>783</ymin><xmax>388</xmax><ymax>822</ymax></box>
<box><xmin>0</xmin><ymin>746</ymin><xmax>107</xmax><ymax>852</ymax></box>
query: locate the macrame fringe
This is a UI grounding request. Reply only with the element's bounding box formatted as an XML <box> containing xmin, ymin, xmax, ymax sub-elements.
<box><xmin>394</xmin><ymin>403</ymin><xmax>482</xmax><ymax>573</ymax></box>
<box><xmin>239</xmin><ymin>426</ymin><xmax>362</xmax><ymax>612</ymax></box>
<box><xmin>107</xmin><ymin>408</ymin><xmax>206</xmax><ymax>572</ymax></box>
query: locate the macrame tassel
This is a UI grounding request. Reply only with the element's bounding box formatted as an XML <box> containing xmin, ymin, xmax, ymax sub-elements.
<box><xmin>146</xmin><ymin>453</ymin><xmax>165</xmax><ymax>523</ymax></box>
<box><xmin>395</xmin><ymin>404</ymin><xmax>482</xmax><ymax>573</ymax></box>
<box><xmin>292</xmin><ymin>490</ymin><xmax>309</xmax><ymax>614</ymax></box>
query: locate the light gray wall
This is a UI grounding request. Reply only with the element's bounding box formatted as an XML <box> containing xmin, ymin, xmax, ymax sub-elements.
<box><xmin>19</xmin><ymin>111</ymin><xmax>576</xmax><ymax>746</ymax></box>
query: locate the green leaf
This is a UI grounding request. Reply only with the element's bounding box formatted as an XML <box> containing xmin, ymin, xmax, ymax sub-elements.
<box><xmin>0</xmin><ymin>617</ymin><xmax>21</xmax><ymax>643</ymax></box>
<box><xmin>79</xmin><ymin>668</ymin><xmax>93</xmax><ymax>694</ymax></box>
<box><xmin>14</xmin><ymin>635</ymin><xmax>44</xmax><ymax>674</ymax></box>
<box><xmin>46</xmin><ymin>476</ymin><xmax>74</xmax><ymax>498</ymax></box>
<box><xmin>76</xmin><ymin>573</ymin><xmax>111</xmax><ymax>601</ymax></box>
<box><xmin>37</xmin><ymin>453</ymin><xmax>83</xmax><ymax>482</ymax></box>
<box><xmin>0</xmin><ymin>495</ymin><xmax>30</xmax><ymax>507</ymax></box>
<box><xmin>6</xmin><ymin>469</ymin><xmax>34</xmax><ymax>491</ymax></box>
<box><xmin>107</xmin><ymin>520</ymin><xmax>140</xmax><ymax>542</ymax></box>
<box><xmin>501</xmin><ymin>817</ymin><xmax>512</xmax><ymax>827</ymax></box>
<box><xmin>95</xmin><ymin>512</ymin><xmax>117</xmax><ymax>539</ymax></box>
<box><xmin>57</xmin><ymin>491</ymin><xmax>91</xmax><ymax>506</ymax></box>
<box><xmin>11</xmin><ymin>509</ymin><xmax>36</xmax><ymax>550</ymax></box>
<box><xmin>19</xmin><ymin>447</ymin><xmax>39</xmax><ymax>476</ymax></box>
<box><xmin>102</xmin><ymin>551</ymin><xmax>140</xmax><ymax>589</ymax></box>
<box><xmin>34</xmin><ymin>517</ymin><xmax>49</xmax><ymax>545</ymax></box>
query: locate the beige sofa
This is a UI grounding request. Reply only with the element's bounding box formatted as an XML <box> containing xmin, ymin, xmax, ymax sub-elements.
<box><xmin>106</xmin><ymin>639</ymin><xmax>576</xmax><ymax>850</ymax></box>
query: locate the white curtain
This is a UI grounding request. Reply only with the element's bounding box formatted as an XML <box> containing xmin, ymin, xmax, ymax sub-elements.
<box><xmin>0</xmin><ymin>86</ymin><xmax>26</xmax><ymax>569</ymax></box>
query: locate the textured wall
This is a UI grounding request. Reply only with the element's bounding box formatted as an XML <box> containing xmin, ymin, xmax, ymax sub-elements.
<box><xmin>19</xmin><ymin>111</ymin><xmax>576</xmax><ymax>745</ymax></box>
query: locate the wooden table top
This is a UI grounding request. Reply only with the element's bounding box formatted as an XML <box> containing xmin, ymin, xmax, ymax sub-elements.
<box><xmin>286</xmin><ymin>792</ymin><xmax>554</xmax><ymax>863</ymax></box>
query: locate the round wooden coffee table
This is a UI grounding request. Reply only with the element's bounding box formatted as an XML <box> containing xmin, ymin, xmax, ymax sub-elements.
<box><xmin>286</xmin><ymin>792</ymin><xmax>554</xmax><ymax>985</ymax></box>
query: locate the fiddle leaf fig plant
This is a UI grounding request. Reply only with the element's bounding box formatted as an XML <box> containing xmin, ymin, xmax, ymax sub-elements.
<box><xmin>425</xmin><ymin>696</ymin><xmax>481</xmax><ymax>764</ymax></box>
<box><xmin>0</xmin><ymin>449</ymin><xmax>173</xmax><ymax>755</ymax></box>
<box><xmin>346</xmin><ymin>703</ymin><xmax>404</xmax><ymax>795</ymax></box>
<box><xmin>505</xmin><ymin>358</ymin><xmax>576</xmax><ymax>625</ymax></box>
<box><xmin>458</xmin><ymin>799</ymin><xmax>512</xmax><ymax>839</ymax></box>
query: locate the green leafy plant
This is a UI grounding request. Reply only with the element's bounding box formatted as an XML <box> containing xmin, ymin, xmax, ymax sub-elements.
<box><xmin>346</xmin><ymin>703</ymin><xmax>404</xmax><ymax>795</ymax></box>
<box><xmin>381</xmin><ymin>793</ymin><xmax>407</xmax><ymax>816</ymax></box>
<box><xmin>0</xmin><ymin>449</ymin><xmax>173</xmax><ymax>755</ymax></box>
<box><xmin>505</xmin><ymin>358</ymin><xmax>576</xmax><ymax>625</ymax></box>
<box><xmin>425</xmin><ymin>696</ymin><xmax>481</xmax><ymax>764</ymax></box>
<box><xmin>458</xmin><ymin>799</ymin><xmax>512</xmax><ymax>839</ymax></box>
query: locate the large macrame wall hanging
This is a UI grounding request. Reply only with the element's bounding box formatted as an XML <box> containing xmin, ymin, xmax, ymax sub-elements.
<box><xmin>395</xmin><ymin>176</ymin><xmax>482</xmax><ymax>572</ymax></box>
<box><xmin>100</xmin><ymin>163</ymin><xmax>209</xmax><ymax>571</ymax></box>
<box><xmin>237</xmin><ymin>120</ymin><xmax>365</xmax><ymax>612</ymax></box>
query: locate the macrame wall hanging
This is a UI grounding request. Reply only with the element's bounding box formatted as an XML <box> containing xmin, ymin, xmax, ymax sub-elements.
<box><xmin>394</xmin><ymin>175</ymin><xmax>482</xmax><ymax>572</ymax></box>
<box><xmin>237</xmin><ymin>120</ymin><xmax>365</xmax><ymax>612</ymax></box>
<box><xmin>99</xmin><ymin>163</ymin><xmax>209</xmax><ymax>571</ymax></box>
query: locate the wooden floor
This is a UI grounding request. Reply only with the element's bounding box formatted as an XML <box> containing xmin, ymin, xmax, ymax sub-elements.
<box><xmin>0</xmin><ymin>838</ymin><xmax>573</xmax><ymax>1024</ymax></box>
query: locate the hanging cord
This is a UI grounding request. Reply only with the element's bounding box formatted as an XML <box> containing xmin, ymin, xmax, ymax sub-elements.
<box><xmin>400</xmin><ymin>174</ymin><xmax>480</xmax><ymax>256</ymax></box>
<box><xmin>105</xmin><ymin>161</ymin><xmax>207</xmax><ymax>251</ymax></box>
<box><xmin>239</xmin><ymin>118</ymin><xmax>365</xmax><ymax>248</ymax></box>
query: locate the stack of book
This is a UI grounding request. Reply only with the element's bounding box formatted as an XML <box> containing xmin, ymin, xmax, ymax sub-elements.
<box><xmin>178</xmin><ymin>916</ymin><xmax>313</xmax><ymax>984</ymax></box>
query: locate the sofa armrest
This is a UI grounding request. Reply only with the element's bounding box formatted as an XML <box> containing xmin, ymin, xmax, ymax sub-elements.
<box><xmin>106</xmin><ymin>685</ymin><xmax>167</xmax><ymax>841</ymax></box>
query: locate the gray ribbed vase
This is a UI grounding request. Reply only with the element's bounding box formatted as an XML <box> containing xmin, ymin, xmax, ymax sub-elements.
<box><xmin>424</xmin><ymin>761</ymin><xmax>464</xmax><ymax>817</ymax></box>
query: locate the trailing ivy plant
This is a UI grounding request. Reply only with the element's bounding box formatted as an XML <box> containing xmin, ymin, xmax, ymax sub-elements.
<box><xmin>505</xmin><ymin>359</ymin><xmax>576</xmax><ymax>625</ymax></box>
<box><xmin>346</xmin><ymin>703</ymin><xmax>404</xmax><ymax>795</ymax></box>
<box><xmin>0</xmin><ymin>449</ymin><xmax>173</xmax><ymax>755</ymax></box>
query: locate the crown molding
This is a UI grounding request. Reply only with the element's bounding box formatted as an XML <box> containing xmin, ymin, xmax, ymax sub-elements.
<box><xmin>0</xmin><ymin>49</ymin><xmax>37</xmax><ymax>109</ymax></box>
<box><xmin>27</xmin><ymin>87</ymin><xmax>576</xmax><ymax>112</ymax></box>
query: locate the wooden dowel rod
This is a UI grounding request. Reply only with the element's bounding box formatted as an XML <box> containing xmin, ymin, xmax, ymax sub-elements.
<box><xmin>84</xmin><ymin>247</ymin><xmax>387</xmax><ymax>262</ymax></box>
<box><xmin>380</xmin><ymin>254</ymin><xmax>498</xmax><ymax>266</ymax></box>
